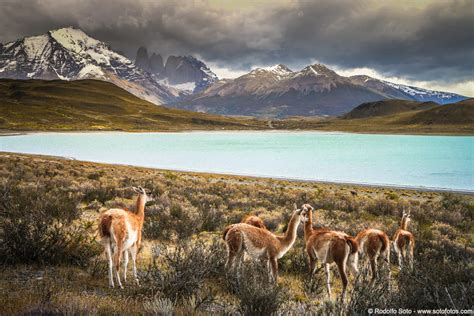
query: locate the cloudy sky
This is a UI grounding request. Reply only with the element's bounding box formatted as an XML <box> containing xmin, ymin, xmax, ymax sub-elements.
<box><xmin>0</xmin><ymin>0</ymin><xmax>472</xmax><ymax>95</ymax></box>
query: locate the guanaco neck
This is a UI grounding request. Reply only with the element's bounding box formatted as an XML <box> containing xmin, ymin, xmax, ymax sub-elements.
<box><xmin>278</xmin><ymin>211</ymin><xmax>301</xmax><ymax>247</ymax></box>
<box><xmin>304</xmin><ymin>209</ymin><xmax>314</xmax><ymax>242</ymax></box>
<box><xmin>135</xmin><ymin>194</ymin><xmax>146</xmax><ymax>224</ymax></box>
<box><xmin>400</xmin><ymin>217</ymin><xmax>409</xmax><ymax>230</ymax></box>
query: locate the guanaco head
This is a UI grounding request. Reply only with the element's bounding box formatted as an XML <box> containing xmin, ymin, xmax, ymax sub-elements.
<box><xmin>401</xmin><ymin>209</ymin><xmax>412</xmax><ymax>229</ymax></box>
<box><xmin>132</xmin><ymin>186</ymin><xmax>155</xmax><ymax>204</ymax></box>
<box><xmin>300</xmin><ymin>204</ymin><xmax>314</xmax><ymax>223</ymax></box>
<box><xmin>287</xmin><ymin>203</ymin><xmax>303</xmax><ymax>221</ymax></box>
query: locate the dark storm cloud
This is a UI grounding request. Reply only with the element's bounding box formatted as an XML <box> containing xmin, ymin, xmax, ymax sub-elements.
<box><xmin>0</xmin><ymin>0</ymin><xmax>472</xmax><ymax>85</ymax></box>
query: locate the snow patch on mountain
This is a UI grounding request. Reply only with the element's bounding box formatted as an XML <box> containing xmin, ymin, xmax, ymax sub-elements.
<box><xmin>78</xmin><ymin>64</ymin><xmax>106</xmax><ymax>79</ymax></box>
<box><xmin>170</xmin><ymin>81</ymin><xmax>196</xmax><ymax>91</ymax></box>
<box><xmin>309</xmin><ymin>66</ymin><xmax>319</xmax><ymax>76</ymax></box>
<box><xmin>248</xmin><ymin>64</ymin><xmax>293</xmax><ymax>81</ymax></box>
<box><xmin>23</xmin><ymin>35</ymin><xmax>49</xmax><ymax>60</ymax></box>
<box><xmin>383</xmin><ymin>80</ymin><xmax>456</xmax><ymax>99</ymax></box>
<box><xmin>159</xmin><ymin>78</ymin><xmax>196</xmax><ymax>92</ymax></box>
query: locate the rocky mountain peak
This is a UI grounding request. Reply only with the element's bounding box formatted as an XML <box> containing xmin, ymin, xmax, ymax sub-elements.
<box><xmin>247</xmin><ymin>64</ymin><xmax>293</xmax><ymax>81</ymax></box>
<box><xmin>163</xmin><ymin>55</ymin><xmax>217</xmax><ymax>91</ymax></box>
<box><xmin>267</xmin><ymin>64</ymin><xmax>293</xmax><ymax>73</ymax></box>
<box><xmin>135</xmin><ymin>46</ymin><xmax>151</xmax><ymax>71</ymax></box>
<box><xmin>49</xmin><ymin>27</ymin><xmax>107</xmax><ymax>52</ymax></box>
<box><xmin>132</xmin><ymin>47</ymin><xmax>217</xmax><ymax>92</ymax></box>
<box><xmin>299</xmin><ymin>63</ymin><xmax>339</xmax><ymax>77</ymax></box>
<box><xmin>150</xmin><ymin>53</ymin><xmax>164</xmax><ymax>74</ymax></box>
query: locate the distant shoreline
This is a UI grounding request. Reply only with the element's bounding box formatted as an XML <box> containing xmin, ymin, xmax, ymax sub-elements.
<box><xmin>1</xmin><ymin>129</ymin><xmax>473</xmax><ymax>137</ymax></box>
<box><xmin>1</xmin><ymin>151</ymin><xmax>472</xmax><ymax>195</ymax></box>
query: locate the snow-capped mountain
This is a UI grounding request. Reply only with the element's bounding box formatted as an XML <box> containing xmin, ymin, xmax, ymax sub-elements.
<box><xmin>350</xmin><ymin>75</ymin><xmax>465</xmax><ymax>104</ymax></box>
<box><xmin>171</xmin><ymin>63</ymin><xmax>392</xmax><ymax>117</ymax></box>
<box><xmin>169</xmin><ymin>63</ymin><xmax>467</xmax><ymax>117</ymax></box>
<box><xmin>134</xmin><ymin>47</ymin><xmax>217</xmax><ymax>93</ymax></box>
<box><xmin>0</xmin><ymin>27</ymin><xmax>184</xmax><ymax>104</ymax></box>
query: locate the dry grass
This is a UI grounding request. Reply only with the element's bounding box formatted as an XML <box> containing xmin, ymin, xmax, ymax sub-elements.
<box><xmin>0</xmin><ymin>152</ymin><xmax>472</xmax><ymax>314</ymax></box>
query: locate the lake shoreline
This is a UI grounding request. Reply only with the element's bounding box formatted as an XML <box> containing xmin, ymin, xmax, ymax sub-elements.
<box><xmin>1</xmin><ymin>151</ymin><xmax>472</xmax><ymax>195</ymax></box>
<box><xmin>1</xmin><ymin>129</ymin><xmax>473</xmax><ymax>137</ymax></box>
<box><xmin>0</xmin><ymin>128</ymin><xmax>474</xmax><ymax>137</ymax></box>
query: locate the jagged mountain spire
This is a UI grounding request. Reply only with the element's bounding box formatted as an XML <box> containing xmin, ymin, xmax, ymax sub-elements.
<box><xmin>133</xmin><ymin>46</ymin><xmax>218</xmax><ymax>92</ymax></box>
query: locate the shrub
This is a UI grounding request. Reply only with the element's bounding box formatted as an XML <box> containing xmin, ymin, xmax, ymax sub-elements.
<box><xmin>226</xmin><ymin>260</ymin><xmax>288</xmax><ymax>315</ymax></box>
<box><xmin>142</xmin><ymin>238</ymin><xmax>225</xmax><ymax>302</ymax></box>
<box><xmin>144</xmin><ymin>201</ymin><xmax>202</xmax><ymax>240</ymax></box>
<box><xmin>0</xmin><ymin>180</ymin><xmax>100</xmax><ymax>266</ymax></box>
<box><xmin>301</xmin><ymin>265</ymin><xmax>326</xmax><ymax>300</ymax></box>
<box><xmin>365</xmin><ymin>197</ymin><xmax>406</xmax><ymax>217</ymax></box>
<box><xmin>198</xmin><ymin>205</ymin><xmax>227</xmax><ymax>232</ymax></box>
<box><xmin>279</xmin><ymin>240</ymin><xmax>308</xmax><ymax>275</ymax></box>
<box><xmin>82</xmin><ymin>183</ymin><xmax>119</xmax><ymax>204</ymax></box>
<box><xmin>345</xmin><ymin>266</ymin><xmax>391</xmax><ymax>313</ymax></box>
<box><xmin>391</xmin><ymin>256</ymin><xmax>473</xmax><ymax>309</ymax></box>
<box><xmin>143</xmin><ymin>297</ymin><xmax>174</xmax><ymax>316</ymax></box>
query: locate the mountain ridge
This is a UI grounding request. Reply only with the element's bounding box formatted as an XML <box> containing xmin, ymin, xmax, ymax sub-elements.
<box><xmin>0</xmin><ymin>27</ymin><xmax>185</xmax><ymax>105</ymax></box>
<box><xmin>0</xmin><ymin>27</ymin><xmax>467</xmax><ymax>119</ymax></box>
<box><xmin>168</xmin><ymin>63</ymin><xmax>466</xmax><ymax>118</ymax></box>
<box><xmin>0</xmin><ymin>78</ymin><xmax>471</xmax><ymax>135</ymax></box>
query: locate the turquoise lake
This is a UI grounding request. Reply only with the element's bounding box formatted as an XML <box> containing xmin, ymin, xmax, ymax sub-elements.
<box><xmin>1</xmin><ymin>132</ymin><xmax>473</xmax><ymax>192</ymax></box>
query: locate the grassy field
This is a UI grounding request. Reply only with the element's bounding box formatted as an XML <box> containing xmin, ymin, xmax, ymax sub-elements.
<box><xmin>273</xmin><ymin>99</ymin><xmax>474</xmax><ymax>135</ymax></box>
<box><xmin>1</xmin><ymin>79</ymin><xmax>473</xmax><ymax>135</ymax></box>
<box><xmin>0</xmin><ymin>79</ymin><xmax>266</xmax><ymax>132</ymax></box>
<box><xmin>0</xmin><ymin>152</ymin><xmax>472</xmax><ymax>314</ymax></box>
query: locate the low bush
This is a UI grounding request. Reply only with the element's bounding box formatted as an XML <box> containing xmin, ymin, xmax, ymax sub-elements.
<box><xmin>142</xmin><ymin>238</ymin><xmax>225</xmax><ymax>302</ymax></box>
<box><xmin>391</xmin><ymin>256</ymin><xmax>473</xmax><ymax>309</ymax></box>
<box><xmin>143</xmin><ymin>297</ymin><xmax>174</xmax><ymax>316</ymax></box>
<box><xmin>0</xmin><ymin>179</ymin><xmax>100</xmax><ymax>266</ymax></box>
<box><xmin>226</xmin><ymin>260</ymin><xmax>288</xmax><ymax>315</ymax></box>
<box><xmin>279</xmin><ymin>239</ymin><xmax>308</xmax><ymax>275</ymax></box>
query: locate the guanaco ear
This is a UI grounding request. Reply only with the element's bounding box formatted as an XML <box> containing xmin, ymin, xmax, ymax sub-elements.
<box><xmin>132</xmin><ymin>186</ymin><xmax>140</xmax><ymax>193</ymax></box>
<box><xmin>293</xmin><ymin>203</ymin><xmax>298</xmax><ymax>211</ymax></box>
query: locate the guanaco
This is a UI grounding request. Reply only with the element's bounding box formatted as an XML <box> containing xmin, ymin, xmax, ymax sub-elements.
<box><xmin>301</xmin><ymin>204</ymin><xmax>358</xmax><ymax>300</ymax></box>
<box><xmin>99</xmin><ymin>186</ymin><xmax>153</xmax><ymax>288</ymax></box>
<box><xmin>393</xmin><ymin>209</ymin><xmax>415</xmax><ymax>270</ymax></box>
<box><xmin>355</xmin><ymin>228</ymin><xmax>390</xmax><ymax>284</ymax></box>
<box><xmin>223</xmin><ymin>204</ymin><xmax>303</xmax><ymax>281</ymax></box>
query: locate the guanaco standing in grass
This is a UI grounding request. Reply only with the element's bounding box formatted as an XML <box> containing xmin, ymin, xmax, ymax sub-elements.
<box><xmin>99</xmin><ymin>186</ymin><xmax>153</xmax><ymax>288</ymax></box>
<box><xmin>223</xmin><ymin>204</ymin><xmax>303</xmax><ymax>282</ymax></box>
<box><xmin>393</xmin><ymin>209</ymin><xmax>415</xmax><ymax>270</ymax></box>
<box><xmin>301</xmin><ymin>204</ymin><xmax>358</xmax><ymax>301</ymax></box>
<box><xmin>355</xmin><ymin>228</ymin><xmax>391</xmax><ymax>285</ymax></box>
